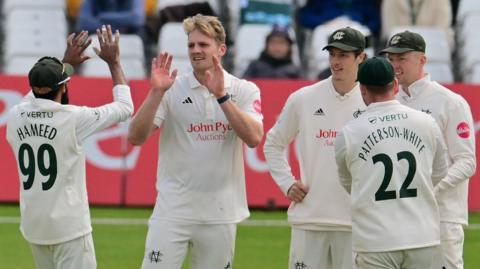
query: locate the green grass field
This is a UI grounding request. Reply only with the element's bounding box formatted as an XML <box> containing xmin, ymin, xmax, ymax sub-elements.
<box><xmin>0</xmin><ymin>204</ymin><xmax>478</xmax><ymax>268</ymax></box>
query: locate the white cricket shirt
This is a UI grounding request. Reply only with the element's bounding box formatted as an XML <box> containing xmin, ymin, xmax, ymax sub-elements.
<box><xmin>264</xmin><ymin>77</ymin><xmax>366</xmax><ymax>230</ymax></box>
<box><xmin>397</xmin><ymin>75</ymin><xmax>476</xmax><ymax>225</ymax></box>
<box><xmin>6</xmin><ymin>85</ymin><xmax>133</xmax><ymax>245</ymax></box>
<box><xmin>335</xmin><ymin>100</ymin><xmax>448</xmax><ymax>252</ymax></box>
<box><xmin>151</xmin><ymin>70</ymin><xmax>263</xmax><ymax>224</ymax></box>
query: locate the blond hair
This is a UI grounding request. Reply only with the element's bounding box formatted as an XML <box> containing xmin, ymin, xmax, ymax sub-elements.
<box><xmin>183</xmin><ymin>14</ymin><xmax>226</xmax><ymax>44</ymax></box>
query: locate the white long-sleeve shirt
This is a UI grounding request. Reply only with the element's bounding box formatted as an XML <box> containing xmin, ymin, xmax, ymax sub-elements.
<box><xmin>264</xmin><ymin>77</ymin><xmax>366</xmax><ymax>230</ymax></box>
<box><xmin>6</xmin><ymin>85</ymin><xmax>133</xmax><ymax>245</ymax></box>
<box><xmin>335</xmin><ymin>100</ymin><xmax>448</xmax><ymax>252</ymax></box>
<box><xmin>397</xmin><ymin>75</ymin><xmax>476</xmax><ymax>225</ymax></box>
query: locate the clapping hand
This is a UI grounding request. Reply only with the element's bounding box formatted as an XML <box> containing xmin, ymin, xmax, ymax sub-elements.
<box><xmin>93</xmin><ymin>25</ymin><xmax>120</xmax><ymax>65</ymax></box>
<box><xmin>205</xmin><ymin>55</ymin><xmax>225</xmax><ymax>98</ymax></box>
<box><xmin>150</xmin><ymin>52</ymin><xmax>177</xmax><ymax>93</ymax></box>
<box><xmin>63</xmin><ymin>30</ymin><xmax>91</xmax><ymax>66</ymax></box>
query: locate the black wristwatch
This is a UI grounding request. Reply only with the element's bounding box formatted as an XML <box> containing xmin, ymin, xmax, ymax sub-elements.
<box><xmin>217</xmin><ymin>93</ymin><xmax>230</xmax><ymax>104</ymax></box>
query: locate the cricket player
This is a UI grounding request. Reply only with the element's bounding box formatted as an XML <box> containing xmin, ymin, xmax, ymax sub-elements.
<box><xmin>128</xmin><ymin>15</ymin><xmax>263</xmax><ymax>269</ymax></box>
<box><xmin>335</xmin><ymin>57</ymin><xmax>448</xmax><ymax>268</ymax></box>
<box><xmin>263</xmin><ymin>27</ymin><xmax>367</xmax><ymax>269</ymax></box>
<box><xmin>6</xmin><ymin>25</ymin><xmax>133</xmax><ymax>269</ymax></box>
<box><xmin>381</xmin><ymin>31</ymin><xmax>476</xmax><ymax>269</ymax></box>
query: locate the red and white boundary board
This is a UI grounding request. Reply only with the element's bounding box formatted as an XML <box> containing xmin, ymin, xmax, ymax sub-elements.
<box><xmin>0</xmin><ymin>75</ymin><xmax>479</xmax><ymax>210</ymax></box>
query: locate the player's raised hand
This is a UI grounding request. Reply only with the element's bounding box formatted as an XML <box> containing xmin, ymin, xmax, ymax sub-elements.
<box><xmin>93</xmin><ymin>25</ymin><xmax>120</xmax><ymax>65</ymax></box>
<box><xmin>287</xmin><ymin>181</ymin><xmax>309</xmax><ymax>203</ymax></box>
<box><xmin>205</xmin><ymin>55</ymin><xmax>225</xmax><ymax>98</ymax></box>
<box><xmin>150</xmin><ymin>52</ymin><xmax>177</xmax><ymax>93</ymax></box>
<box><xmin>63</xmin><ymin>30</ymin><xmax>91</xmax><ymax>66</ymax></box>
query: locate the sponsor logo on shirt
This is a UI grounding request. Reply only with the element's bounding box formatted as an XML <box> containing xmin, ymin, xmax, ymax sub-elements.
<box><xmin>368</xmin><ymin>113</ymin><xmax>408</xmax><ymax>124</ymax></box>
<box><xmin>314</xmin><ymin>107</ymin><xmax>325</xmax><ymax>116</ymax></box>
<box><xmin>315</xmin><ymin>129</ymin><xmax>337</xmax><ymax>147</ymax></box>
<box><xmin>353</xmin><ymin>108</ymin><xmax>365</xmax><ymax>118</ymax></box>
<box><xmin>182</xmin><ymin>97</ymin><xmax>193</xmax><ymax>104</ymax></box>
<box><xmin>253</xmin><ymin>99</ymin><xmax>262</xmax><ymax>114</ymax></box>
<box><xmin>186</xmin><ymin>122</ymin><xmax>232</xmax><ymax>141</ymax></box>
<box><xmin>421</xmin><ymin>108</ymin><xmax>432</xmax><ymax>114</ymax></box>
<box><xmin>316</xmin><ymin>129</ymin><xmax>337</xmax><ymax>138</ymax></box>
<box><xmin>457</xmin><ymin>121</ymin><xmax>470</xmax><ymax>138</ymax></box>
<box><xmin>147</xmin><ymin>250</ymin><xmax>163</xmax><ymax>263</ymax></box>
<box><xmin>93</xmin><ymin>109</ymin><xmax>100</xmax><ymax>120</ymax></box>
<box><xmin>294</xmin><ymin>261</ymin><xmax>307</xmax><ymax>269</ymax></box>
<box><xmin>20</xmin><ymin>111</ymin><xmax>54</xmax><ymax>118</ymax></box>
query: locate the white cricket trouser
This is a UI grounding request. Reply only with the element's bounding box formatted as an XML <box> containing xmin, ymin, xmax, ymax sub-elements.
<box><xmin>289</xmin><ymin>228</ymin><xmax>353</xmax><ymax>269</ymax></box>
<box><xmin>29</xmin><ymin>233</ymin><xmax>96</xmax><ymax>269</ymax></box>
<box><xmin>355</xmin><ymin>246</ymin><xmax>438</xmax><ymax>269</ymax></box>
<box><xmin>435</xmin><ymin>222</ymin><xmax>465</xmax><ymax>269</ymax></box>
<box><xmin>141</xmin><ymin>219</ymin><xmax>236</xmax><ymax>269</ymax></box>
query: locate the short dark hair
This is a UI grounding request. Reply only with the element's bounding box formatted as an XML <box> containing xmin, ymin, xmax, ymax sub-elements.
<box><xmin>363</xmin><ymin>81</ymin><xmax>395</xmax><ymax>94</ymax></box>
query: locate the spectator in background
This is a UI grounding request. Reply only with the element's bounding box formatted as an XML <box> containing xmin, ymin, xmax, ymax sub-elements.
<box><xmin>243</xmin><ymin>25</ymin><xmax>302</xmax><ymax>79</ymax></box>
<box><xmin>145</xmin><ymin>0</ymin><xmax>158</xmax><ymax>17</ymax></box>
<box><xmin>67</xmin><ymin>0</ymin><xmax>83</xmax><ymax>22</ymax></box>
<box><xmin>297</xmin><ymin>0</ymin><xmax>381</xmax><ymax>37</ymax></box>
<box><xmin>145</xmin><ymin>1</ymin><xmax>216</xmax><ymax>46</ymax></box>
<box><xmin>77</xmin><ymin>0</ymin><xmax>145</xmax><ymax>36</ymax></box>
<box><xmin>381</xmin><ymin>0</ymin><xmax>454</xmax><ymax>48</ymax></box>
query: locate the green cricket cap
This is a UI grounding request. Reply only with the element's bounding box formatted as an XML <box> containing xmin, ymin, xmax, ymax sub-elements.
<box><xmin>357</xmin><ymin>57</ymin><xmax>394</xmax><ymax>86</ymax></box>
<box><xmin>28</xmin><ymin>56</ymin><xmax>74</xmax><ymax>92</ymax></box>
<box><xmin>380</xmin><ymin>31</ymin><xmax>426</xmax><ymax>54</ymax></box>
<box><xmin>322</xmin><ymin>27</ymin><xmax>366</xmax><ymax>52</ymax></box>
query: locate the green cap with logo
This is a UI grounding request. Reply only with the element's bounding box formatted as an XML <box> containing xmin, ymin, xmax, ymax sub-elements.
<box><xmin>28</xmin><ymin>56</ymin><xmax>74</xmax><ymax>92</ymax></box>
<box><xmin>357</xmin><ymin>57</ymin><xmax>394</xmax><ymax>86</ymax></box>
<box><xmin>322</xmin><ymin>27</ymin><xmax>366</xmax><ymax>52</ymax></box>
<box><xmin>380</xmin><ymin>31</ymin><xmax>426</xmax><ymax>54</ymax></box>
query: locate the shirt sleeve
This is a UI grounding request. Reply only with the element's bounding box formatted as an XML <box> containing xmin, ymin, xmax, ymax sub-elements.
<box><xmin>76</xmin><ymin>84</ymin><xmax>133</xmax><ymax>142</ymax></box>
<box><xmin>237</xmin><ymin>80</ymin><xmax>263</xmax><ymax>124</ymax></box>
<box><xmin>153</xmin><ymin>91</ymin><xmax>169</xmax><ymax>128</ymax></box>
<box><xmin>263</xmin><ymin>92</ymin><xmax>299</xmax><ymax>196</ymax></box>
<box><xmin>436</xmin><ymin>97</ymin><xmax>476</xmax><ymax>191</ymax></box>
<box><xmin>334</xmin><ymin>130</ymin><xmax>352</xmax><ymax>194</ymax></box>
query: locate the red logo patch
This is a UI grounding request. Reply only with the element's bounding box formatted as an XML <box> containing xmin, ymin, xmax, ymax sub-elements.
<box><xmin>253</xmin><ymin>99</ymin><xmax>262</xmax><ymax>114</ymax></box>
<box><xmin>456</xmin><ymin>122</ymin><xmax>470</xmax><ymax>138</ymax></box>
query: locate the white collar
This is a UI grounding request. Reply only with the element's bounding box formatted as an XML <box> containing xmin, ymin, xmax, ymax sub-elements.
<box><xmin>366</xmin><ymin>100</ymin><xmax>400</xmax><ymax>111</ymax></box>
<box><xmin>399</xmin><ymin>74</ymin><xmax>431</xmax><ymax>100</ymax></box>
<box><xmin>328</xmin><ymin>76</ymin><xmax>359</xmax><ymax>100</ymax></box>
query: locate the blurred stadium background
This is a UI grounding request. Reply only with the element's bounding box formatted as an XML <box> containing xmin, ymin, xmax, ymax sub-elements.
<box><xmin>1</xmin><ymin>0</ymin><xmax>480</xmax><ymax>268</ymax></box>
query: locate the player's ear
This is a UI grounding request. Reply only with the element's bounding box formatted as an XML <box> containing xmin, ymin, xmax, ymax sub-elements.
<box><xmin>359</xmin><ymin>84</ymin><xmax>369</xmax><ymax>105</ymax></box>
<box><xmin>356</xmin><ymin>51</ymin><xmax>367</xmax><ymax>64</ymax></box>
<box><xmin>359</xmin><ymin>84</ymin><xmax>366</xmax><ymax>96</ymax></box>
<box><xmin>218</xmin><ymin>43</ymin><xmax>227</xmax><ymax>57</ymax></box>
<box><xmin>393</xmin><ymin>78</ymin><xmax>399</xmax><ymax>95</ymax></box>
<box><xmin>419</xmin><ymin>52</ymin><xmax>427</xmax><ymax>66</ymax></box>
